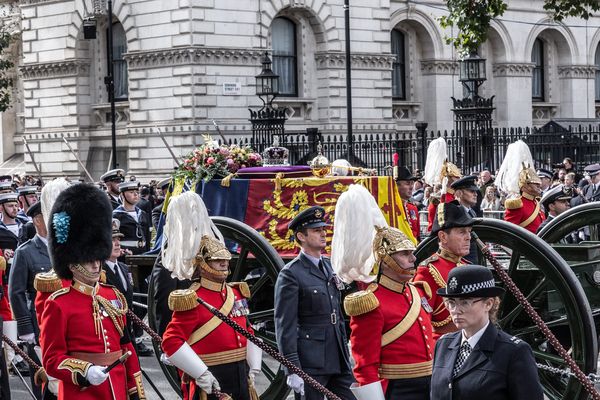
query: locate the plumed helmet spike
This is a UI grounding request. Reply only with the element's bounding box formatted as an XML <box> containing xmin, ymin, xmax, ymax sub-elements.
<box><xmin>423</xmin><ymin>137</ymin><xmax>447</xmax><ymax>186</ymax></box>
<box><xmin>372</xmin><ymin>226</ymin><xmax>415</xmax><ymax>266</ymax></box>
<box><xmin>331</xmin><ymin>185</ymin><xmax>388</xmax><ymax>283</ymax></box>
<box><xmin>48</xmin><ymin>184</ymin><xmax>113</xmax><ymax>280</ymax></box>
<box><xmin>496</xmin><ymin>140</ymin><xmax>536</xmax><ymax>195</ymax></box>
<box><xmin>161</xmin><ymin>191</ymin><xmax>224</xmax><ymax>281</ymax></box>
<box><xmin>41</xmin><ymin>178</ymin><xmax>71</xmax><ymax>226</ymax></box>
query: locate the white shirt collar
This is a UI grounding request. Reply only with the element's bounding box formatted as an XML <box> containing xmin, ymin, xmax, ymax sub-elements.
<box><xmin>35</xmin><ymin>234</ymin><xmax>48</xmax><ymax>246</ymax></box>
<box><xmin>105</xmin><ymin>260</ymin><xmax>116</xmax><ymax>270</ymax></box>
<box><xmin>461</xmin><ymin>320</ymin><xmax>490</xmax><ymax>349</ymax></box>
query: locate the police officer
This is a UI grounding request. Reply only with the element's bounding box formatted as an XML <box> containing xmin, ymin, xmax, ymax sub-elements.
<box><xmin>450</xmin><ymin>176</ymin><xmax>479</xmax><ymax>263</ymax></box>
<box><xmin>413</xmin><ymin>201</ymin><xmax>474</xmax><ymax>340</ymax></box>
<box><xmin>112</xmin><ymin>180</ymin><xmax>152</xmax><ymax>356</ymax></box>
<box><xmin>396</xmin><ymin>166</ymin><xmax>420</xmax><ymax>241</ymax></box>
<box><xmin>581</xmin><ymin>163</ymin><xmax>600</xmax><ymax>202</ymax></box>
<box><xmin>345</xmin><ymin>226</ymin><xmax>434</xmax><ymax>400</ymax></box>
<box><xmin>100</xmin><ymin>169</ymin><xmax>125</xmax><ymax>209</ymax></box>
<box><xmin>274</xmin><ymin>206</ymin><xmax>355</xmax><ymax>400</ymax></box>
<box><xmin>8</xmin><ymin>202</ymin><xmax>50</xmax><ymax>398</ymax></box>
<box><xmin>431</xmin><ymin>265</ymin><xmax>543</xmax><ymax>400</ymax></box>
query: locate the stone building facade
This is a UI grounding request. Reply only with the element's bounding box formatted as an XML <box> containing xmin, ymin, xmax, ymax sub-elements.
<box><xmin>1</xmin><ymin>0</ymin><xmax>600</xmax><ymax>179</ymax></box>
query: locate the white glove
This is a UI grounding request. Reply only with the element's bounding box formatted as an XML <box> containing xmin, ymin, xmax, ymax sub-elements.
<box><xmin>287</xmin><ymin>374</ymin><xmax>304</xmax><ymax>395</ymax></box>
<box><xmin>19</xmin><ymin>333</ymin><xmax>35</xmax><ymax>344</ymax></box>
<box><xmin>160</xmin><ymin>353</ymin><xmax>173</xmax><ymax>366</ymax></box>
<box><xmin>248</xmin><ymin>368</ymin><xmax>260</xmax><ymax>385</ymax></box>
<box><xmin>195</xmin><ymin>370</ymin><xmax>220</xmax><ymax>395</ymax></box>
<box><xmin>47</xmin><ymin>376</ymin><xmax>59</xmax><ymax>395</ymax></box>
<box><xmin>86</xmin><ymin>365</ymin><xmax>108</xmax><ymax>386</ymax></box>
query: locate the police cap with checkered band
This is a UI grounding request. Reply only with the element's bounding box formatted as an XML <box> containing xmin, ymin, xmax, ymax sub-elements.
<box><xmin>438</xmin><ymin>264</ymin><xmax>505</xmax><ymax>298</ymax></box>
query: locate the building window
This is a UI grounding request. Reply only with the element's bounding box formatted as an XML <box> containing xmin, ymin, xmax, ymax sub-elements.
<box><xmin>391</xmin><ymin>30</ymin><xmax>406</xmax><ymax>100</ymax></box>
<box><xmin>272</xmin><ymin>17</ymin><xmax>298</xmax><ymax>97</ymax></box>
<box><xmin>108</xmin><ymin>21</ymin><xmax>128</xmax><ymax>101</ymax></box>
<box><xmin>595</xmin><ymin>45</ymin><xmax>600</xmax><ymax>102</ymax></box>
<box><xmin>532</xmin><ymin>38</ymin><xmax>544</xmax><ymax>102</ymax></box>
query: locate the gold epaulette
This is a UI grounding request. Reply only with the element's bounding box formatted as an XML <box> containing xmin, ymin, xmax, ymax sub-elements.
<box><xmin>168</xmin><ymin>289</ymin><xmax>198</xmax><ymax>312</ymax></box>
<box><xmin>49</xmin><ymin>287</ymin><xmax>70</xmax><ymax>300</ymax></box>
<box><xmin>411</xmin><ymin>281</ymin><xmax>432</xmax><ymax>299</ymax></box>
<box><xmin>419</xmin><ymin>254</ymin><xmax>438</xmax><ymax>267</ymax></box>
<box><xmin>34</xmin><ymin>272</ymin><xmax>63</xmax><ymax>293</ymax></box>
<box><xmin>227</xmin><ymin>281</ymin><xmax>251</xmax><ymax>298</ymax></box>
<box><xmin>99</xmin><ymin>270</ymin><xmax>107</xmax><ymax>284</ymax></box>
<box><xmin>0</xmin><ymin>256</ymin><xmax>5</xmax><ymax>271</ymax></box>
<box><xmin>505</xmin><ymin>197</ymin><xmax>523</xmax><ymax>210</ymax></box>
<box><xmin>343</xmin><ymin>284</ymin><xmax>380</xmax><ymax>317</ymax></box>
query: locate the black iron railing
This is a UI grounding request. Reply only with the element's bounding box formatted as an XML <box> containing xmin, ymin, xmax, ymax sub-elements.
<box><xmin>220</xmin><ymin>124</ymin><xmax>600</xmax><ymax>176</ymax></box>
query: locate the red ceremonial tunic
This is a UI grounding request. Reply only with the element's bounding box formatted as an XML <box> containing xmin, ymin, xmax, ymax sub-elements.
<box><xmin>413</xmin><ymin>249</ymin><xmax>466</xmax><ymax>341</ymax></box>
<box><xmin>404</xmin><ymin>201</ymin><xmax>421</xmax><ymax>241</ymax></box>
<box><xmin>426</xmin><ymin>191</ymin><xmax>455</xmax><ymax>233</ymax></box>
<box><xmin>162</xmin><ymin>281</ymin><xmax>252</xmax><ymax>400</ymax></box>
<box><xmin>503</xmin><ymin>193</ymin><xmax>545</xmax><ymax>234</ymax></box>
<box><xmin>349</xmin><ymin>276</ymin><xmax>433</xmax><ymax>393</ymax></box>
<box><xmin>0</xmin><ymin>251</ymin><xmax>11</xmax><ymax>320</ymax></box>
<box><xmin>40</xmin><ymin>281</ymin><xmax>142</xmax><ymax>400</ymax></box>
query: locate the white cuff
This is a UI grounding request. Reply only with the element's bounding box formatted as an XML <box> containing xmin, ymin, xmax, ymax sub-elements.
<box><xmin>167</xmin><ymin>343</ymin><xmax>208</xmax><ymax>379</ymax></box>
<box><xmin>3</xmin><ymin>320</ymin><xmax>17</xmax><ymax>342</ymax></box>
<box><xmin>350</xmin><ymin>381</ymin><xmax>385</xmax><ymax>400</ymax></box>
<box><xmin>246</xmin><ymin>341</ymin><xmax>262</xmax><ymax>371</ymax></box>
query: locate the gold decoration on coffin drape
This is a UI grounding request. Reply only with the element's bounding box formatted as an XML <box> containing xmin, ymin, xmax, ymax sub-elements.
<box><xmin>261</xmin><ymin>177</ymin><xmax>369</xmax><ymax>251</ymax></box>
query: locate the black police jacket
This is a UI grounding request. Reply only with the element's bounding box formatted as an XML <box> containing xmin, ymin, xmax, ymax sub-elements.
<box><xmin>431</xmin><ymin>323</ymin><xmax>543</xmax><ymax>400</ymax></box>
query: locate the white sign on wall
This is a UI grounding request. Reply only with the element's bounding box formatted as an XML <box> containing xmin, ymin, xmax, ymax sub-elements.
<box><xmin>222</xmin><ymin>82</ymin><xmax>242</xmax><ymax>96</ymax></box>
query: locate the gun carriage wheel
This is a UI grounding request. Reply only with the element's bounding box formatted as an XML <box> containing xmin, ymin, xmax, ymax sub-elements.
<box><xmin>415</xmin><ymin>218</ymin><xmax>597</xmax><ymax>400</ymax></box>
<box><xmin>147</xmin><ymin>216</ymin><xmax>291</xmax><ymax>399</ymax></box>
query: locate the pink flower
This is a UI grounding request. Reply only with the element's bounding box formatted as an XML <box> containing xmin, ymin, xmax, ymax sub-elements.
<box><xmin>206</xmin><ymin>157</ymin><xmax>215</xmax><ymax>165</ymax></box>
<box><xmin>227</xmin><ymin>158</ymin><xmax>234</xmax><ymax>165</ymax></box>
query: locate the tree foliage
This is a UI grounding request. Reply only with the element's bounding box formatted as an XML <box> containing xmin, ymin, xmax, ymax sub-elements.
<box><xmin>0</xmin><ymin>31</ymin><xmax>14</xmax><ymax>112</ymax></box>
<box><xmin>441</xmin><ymin>0</ymin><xmax>600</xmax><ymax>58</ymax></box>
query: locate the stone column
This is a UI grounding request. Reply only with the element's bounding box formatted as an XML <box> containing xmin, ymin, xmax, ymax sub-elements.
<box><xmin>557</xmin><ymin>65</ymin><xmax>596</xmax><ymax>119</ymax></box>
<box><xmin>492</xmin><ymin>63</ymin><xmax>535</xmax><ymax>127</ymax></box>
<box><xmin>420</xmin><ymin>59</ymin><xmax>458</xmax><ymax>131</ymax></box>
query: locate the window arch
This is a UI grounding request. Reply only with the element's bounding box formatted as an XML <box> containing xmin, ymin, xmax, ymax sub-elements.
<box><xmin>532</xmin><ymin>38</ymin><xmax>544</xmax><ymax>102</ymax></box>
<box><xmin>272</xmin><ymin>17</ymin><xmax>298</xmax><ymax>97</ymax></box>
<box><xmin>109</xmin><ymin>21</ymin><xmax>128</xmax><ymax>101</ymax></box>
<box><xmin>391</xmin><ymin>29</ymin><xmax>406</xmax><ymax>100</ymax></box>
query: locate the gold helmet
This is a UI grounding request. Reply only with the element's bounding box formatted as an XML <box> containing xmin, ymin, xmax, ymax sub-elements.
<box><xmin>441</xmin><ymin>160</ymin><xmax>461</xmax><ymax>179</ymax></box>
<box><xmin>194</xmin><ymin>235</ymin><xmax>231</xmax><ymax>280</ymax></box>
<box><xmin>197</xmin><ymin>235</ymin><xmax>232</xmax><ymax>262</ymax></box>
<box><xmin>372</xmin><ymin>226</ymin><xmax>415</xmax><ymax>278</ymax></box>
<box><xmin>519</xmin><ymin>163</ymin><xmax>541</xmax><ymax>188</ymax></box>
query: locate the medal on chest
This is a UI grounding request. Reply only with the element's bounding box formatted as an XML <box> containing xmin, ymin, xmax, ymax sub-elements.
<box><xmin>421</xmin><ymin>297</ymin><xmax>433</xmax><ymax>313</ymax></box>
<box><xmin>230</xmin><ymin>298</ymin><xmax>249</xmax><ymax>318</ymax></box>
<box><xmin>332</xmin><ymin>274</ymin><xmax>346</xmax><ymax>291</ymax></box>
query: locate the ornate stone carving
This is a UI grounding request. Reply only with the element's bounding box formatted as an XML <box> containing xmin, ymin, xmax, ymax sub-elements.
<box><xmin>492</xmin><ymin>63</ymin><xmax>535</xmax><ymax>77</ymax></box>
<box><xmin>557</xmin><ymin>65</ymin><xmax>596</xmax><ymax>79</ymax></box>
<box><xmin>20</xmin><ymin>60</ymin><xmax>90</xmax><ymax>79</ymax></box>
<box><xmin>314</xmin><ymin>52</ymin><xmax>395</xmax><ymax>70</ymax></box>
<box><xmin>420</xmin><ymin>60</ymin><xmax>458</xmax><ymax>75</ymax></box>
<box><xmin>125</xmin><ymin>47</ymin><xmax>265</xmax><ymax>69</ymax></box>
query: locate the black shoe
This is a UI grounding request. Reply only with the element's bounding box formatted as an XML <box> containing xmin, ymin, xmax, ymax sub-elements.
<box><xmin>136</xmin><ymin>342</ymin><xmax>153</xmax><ymax>357</ymax></box>
<box><xmin>12</xmin><ymin>359</ymin><xmax>30</xmax><ymax>377</ymax></box>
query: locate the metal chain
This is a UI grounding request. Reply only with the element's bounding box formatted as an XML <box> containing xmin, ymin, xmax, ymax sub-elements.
<box><xmin>473</xmin><ymin>234</ymin><xmax>600</xmax><ymax>399</ymax></box>
<box><xmin>536</xmin><ymin>363</ymin><xmax>600</xmax><ymax>384</ymax></box>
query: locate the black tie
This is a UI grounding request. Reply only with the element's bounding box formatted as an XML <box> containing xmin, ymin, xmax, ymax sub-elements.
<box><xmin>318</xmin><ymin>259</ymin><xmax>328</xmax><ymax>278</ymax></box>
<box><xmin>453</xmin><ymin>341</ymin><xmax>472</xmax><ymax>377</ymax></box>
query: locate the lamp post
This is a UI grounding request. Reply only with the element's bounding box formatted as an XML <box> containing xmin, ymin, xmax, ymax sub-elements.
<box><xmin>452</xmin><ymin>51</ymin><xmax>494</xmax><ymax>172</ymax></box>
<box><xmin>459</xmin><ymin>52</ymin><xmax>487</xmax><ymax>99</ymax></box>
<box><xmin>255</xmin><ymin>52</ymin><xmax>279</xmax><ymax>109</ymax></box>
<box><xmin>250</xmin><ymin>52</ymin><xmax>286</xmax><ymax>152</ymax></box>
<box><xmin>84</xmin><ymin>0</ymin><xmax>117</xmax><ymax>170</ymax></box>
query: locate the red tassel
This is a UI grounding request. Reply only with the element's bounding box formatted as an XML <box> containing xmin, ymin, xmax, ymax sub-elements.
<box><xmin>393</xmin><ymin>153</ymin><xmax>399</xmax><ymax>166</ymax></box>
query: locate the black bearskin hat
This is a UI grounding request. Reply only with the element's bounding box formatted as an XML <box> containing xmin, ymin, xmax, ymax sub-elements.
<box><xmin>48</xmin><ymin>184</ymin><xmax>113</xmax><ymax>280</ymax></box>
